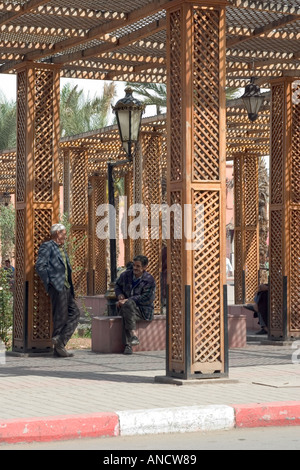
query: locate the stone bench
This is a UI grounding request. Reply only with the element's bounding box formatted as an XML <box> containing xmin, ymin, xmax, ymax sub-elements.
<box><xmin>92</xmin><ymin>309</ymin><xmax>247</xmax><ymax>353</ymax></box>
<box><xmin>227</xmin><ymin>305</ymin><xmax>247</xmax><ymax>348</ymax></box>
<box><xmin>92</xmin><ymin>315</ymin><xmax>166</xmax><ymax>353</ymax></box>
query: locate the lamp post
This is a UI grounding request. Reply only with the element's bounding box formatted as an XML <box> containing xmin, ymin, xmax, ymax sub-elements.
<box><xmin>241</xmin><ymin>77</ymin><xmax>264</xmax><ymax>122</ymax></box>
<box><xmin>112</xmin><ymin>86</ymin><xmax>145</xmax><ymax>162</ymax></box>
<box><xmin>105</xmin><ymin>87</ymin><xmax>144</xmax><ymax>316</ymax></box>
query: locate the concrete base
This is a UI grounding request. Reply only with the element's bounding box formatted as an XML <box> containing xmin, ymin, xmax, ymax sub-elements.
<box><xmin>154</xmin><ymin>375</ymin><xmax>239</xmax><ymax>385</ymax></box>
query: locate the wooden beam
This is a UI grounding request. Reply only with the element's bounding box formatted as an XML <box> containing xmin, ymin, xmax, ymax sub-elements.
<box><xmin>52</xmin><ymin>17</ymin><xmax>167</xmax><ymax>65</ymax></box>
<box><xmin>0</xmin><ymin>0</ymin><xmax>169</xmax><ymax>73</ymax></box>
<box><xmin>227</xmin><ymin>14</ymin><xmax>300</xmax><ymax>48</ymax></box>
<box><xmin>0</xmin><ymin>0</ymin><xmax>50</xmax><ymax>26</ymax></box>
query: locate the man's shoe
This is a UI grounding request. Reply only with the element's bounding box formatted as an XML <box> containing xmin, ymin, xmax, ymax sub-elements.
<box><xmin>256</xmin><ymin>328</ymin><xmax>267</xmax><ymax>335</ymax></box>
<box><xmin>54</xmin><ymin>346</ymin><xmax>74</xmax><ymax>358</ymax></box>
<box><xmin>123</xmin><ymin>344</ymin><xmax>133</xmax><ymax>355</ymax></box>
<box><xmin>52</xmin><ymin>335</ymin><xmax>62</xmax><ymax>347</ymax></box>
<box><xmin>130</xmin><ymin>335</ymin><xmax>140</xmax><ymax>346</ymax></box>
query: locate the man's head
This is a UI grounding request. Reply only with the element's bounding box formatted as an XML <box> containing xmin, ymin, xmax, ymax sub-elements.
<box><xmin>5</xmin><ymin>260</ymin><xmax>10</xmax><ymax>268</ymax></box>
<box><xmin>50</xmin><ymin>223</ymin><xmax>67</xmax><ymax>245</ymax></box>
<box><xmin>133</xmin><ymin>255</ymin><xmax>148</xmax><ymax>278</ymax></box>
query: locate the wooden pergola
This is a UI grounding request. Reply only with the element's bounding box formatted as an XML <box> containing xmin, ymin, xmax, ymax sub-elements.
<box><xmin>1</xmin><ymin>0</ymin><xmax>300</xmax><ymax>378</ymax></box>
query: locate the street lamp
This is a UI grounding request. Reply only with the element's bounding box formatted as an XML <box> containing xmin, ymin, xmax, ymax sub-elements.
<box><xmin>112</xmin><ymin>86</ymin><xmax>145</xmax><ymax>160</ymax></box>
<box><xmin>241</xmin><ymin>77</ymin><xmax>264</xmax><ymax>122</ymax></box>
<box><xmin>105</xmin><ymin>88</ymin><xmax>144</xmax><ymax>316</ymax></box>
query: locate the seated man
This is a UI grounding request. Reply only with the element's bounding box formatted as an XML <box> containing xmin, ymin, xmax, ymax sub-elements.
<box><xmin>115</xmin><ymin>255</ymin><xmax>156</xmax><ymax>355</ymax></box>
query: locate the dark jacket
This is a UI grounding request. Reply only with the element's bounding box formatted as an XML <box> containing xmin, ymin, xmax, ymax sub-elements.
<box><xmin>115</xmin><ymin>269</ymin><xmax>156</xmax><ymax>321</ymax></box>
<box><xmin>35</xmin><ymin>240</ymin><xmax>75</xmax><ymax>297</ymax></box>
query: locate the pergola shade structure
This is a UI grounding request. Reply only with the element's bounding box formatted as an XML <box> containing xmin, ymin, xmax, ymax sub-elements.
<box><xmin>0</xmin><ymin>0</ymin><xmax>300</xmax><ymax>375</ymax></box>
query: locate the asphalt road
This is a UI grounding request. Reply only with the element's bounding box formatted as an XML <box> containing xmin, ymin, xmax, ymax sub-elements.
<box><xmin>1</xmin><ymin>426</ymin><xmax>300</xmax><ymax>451</ymax></box>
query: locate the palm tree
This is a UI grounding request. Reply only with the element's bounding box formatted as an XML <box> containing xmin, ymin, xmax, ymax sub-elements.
<box><xmin>127</xmin><ymin>82</ymin><xmax>242</xmax><ymax>115</ymax></box>
<box><xmin>60</xmin><ymin>82</ymin><xmax>116</xmax><ymax>137</ymax></box>
<box><xmin>126</xmin><ymin>82</ymin><xmax>167</xmax><ymax>114</ymax></box>
<box><xmin>0</xmin><ymin>92</ymin><xmax>16</xmax><ymax>150</ymax></box>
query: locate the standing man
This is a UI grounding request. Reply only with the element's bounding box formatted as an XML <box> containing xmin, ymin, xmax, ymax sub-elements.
<box><xmin>35</xmin><ymin>223</ymin><xmax>80</xmax><ymax>357</ymax></box>
<box><xmin>115</xmin><ymin>255</ymin><xmax>156</xmax><ymax>355</ymax></box>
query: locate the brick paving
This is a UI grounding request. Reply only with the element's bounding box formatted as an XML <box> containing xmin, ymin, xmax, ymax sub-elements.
<box><xmin>0</xmin><ymin>343</ymin><xmax>299</xmax><ymax>421</ymax></box>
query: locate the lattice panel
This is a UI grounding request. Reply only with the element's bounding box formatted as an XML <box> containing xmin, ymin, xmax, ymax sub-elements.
<box><xmin>270</xmin><ymin>210</ymin><xmax>283</xmax><ymax>332</ymax></box>
<box><xmin>72</xmin><ymin>229</ymin><xmax>88</xmax><ymax>295</ymax></box>
<box><xmin>70</xmin><ymin>149</ymin><xmax>88</xmax><ymax>226</ymax></box>
<box><xmin>94</xmin><ymin>177</ymin><xmax>107</xmax><ymax>294</ymax></box>
<box><xmin>270</xmin><ymin>84</ymin><xmax>284</xmax><ymax>206</ymax></box>
<box><xmin>234</xmin><ymin>230</ymin><xmax>243</xmax><ymax>303</ymax></box>
<box><xmin>193</xmin><ymin>8</ymin><xmax>220</xmax><ymax>181</ymax></box>
<box><xmin>244</xmin><ymin>156</ymin><xmax>258</xmax><ymax>226</ymax></box>
<box><xmin>245</xmin><ymin>230</ymin><xmax>258</xmax><ymax>303</ymax></box>
<box><xmin>193</xmin><ymin>190</ymin><xmax>221</xmax><ymax>365</ymax></box>
<box><xmin>34</xmin><ymin>70</ymin><xmax>55</xmax><ymax>203</ymax></box>
<box><xmin>13</xmin><ymin>209</ymin><xmax>25</xmax><ymax>343</ymax></box>
<box><xmin>32</xmin><ymin>209</ymin><xmax>52</xmax><ymax>341</ymax></box>
<box><xmin>292</xmin><ymin>84</ymin><xmax>300</xmax><ymax>204</ymax></box>
<box><xmin>234</xmin><ymin>156</ymin><xmax>243</xmax><ymax>303</ymax></box>
<box><xmin>169</xmin><ymin>9</ymin><xmax>183</xmax><ymax>182</ymax></box>
<box><xmin>234</xmin><ymin>156</ymin><xmax>243</xmax><ymax>228</ymax></box>
<box><xmin>170</xmin><ymin>190</ymin><xmax>183</xmax><ymax>364</ymax></box>
<box><xmin>290</xmin><ymin>210</ymin><xmax>300</xmax><ymax>331</ymax></box>
<box><xmin>16</xmin><ymin>70</ymin><xmax>26</xmax><ymax>204</ymax></box>
<box><xmin>142</xmin><ymin>133</ymin><xmax>162</xmax><ymax>311</ymax></box>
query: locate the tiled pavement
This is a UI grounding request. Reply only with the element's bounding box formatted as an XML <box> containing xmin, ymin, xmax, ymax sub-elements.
<box><xmin>0</xmin><ymin>343</ymin><xmax>299</xmax><ymax>421</ymax></box>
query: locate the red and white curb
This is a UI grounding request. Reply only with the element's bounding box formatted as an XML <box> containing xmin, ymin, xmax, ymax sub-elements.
<box><xmin>0</xmin><ymin>402</ymin><xmax>300</xmax><ymax>444</ymax></box>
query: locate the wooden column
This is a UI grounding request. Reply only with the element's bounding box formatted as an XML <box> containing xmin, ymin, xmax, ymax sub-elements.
<box><xmin>269</xmin><ymin>78</ymin><xmax>300</xmax><ymax>339</ymax></box>
<box><xmin>13</xmin><ymin>64</ymin><xmax>60</xmax><ymax>353</ymax></box>
<box><xmin>69</xmin><ymin>148</ymin><xmax>89</xmax><ymax>296</ymax></box>
<box><xmin>166</xmin><ymin>0</ymin><xmax>227</xmax><ymax>378</ymax></box>
<box><xmin>141</xmin><ymin>132</ymin><xmax>163</xmax><ymax>313</ymax></box>
<box><xmin>88</xmin><ymin>175</ymin><xmax>107</xmax><ymax>295</ymax></box>
<box><xmin>234</xmin><ymin>153</ymin><xmax>259</xmax><ymax>304</ymax></box>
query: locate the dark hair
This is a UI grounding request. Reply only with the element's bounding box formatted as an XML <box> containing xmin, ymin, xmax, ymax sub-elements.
<box><xmin>133</xmin><ymin>255</ymin><xmax>148</xmax><ymax>267</ymax></box>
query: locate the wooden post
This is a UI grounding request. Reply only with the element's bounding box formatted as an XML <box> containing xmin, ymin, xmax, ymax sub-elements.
<box><xmin>269</xmin><ymin>78</ymin><xmax>300</xmax><ymax>339</ymax></box>
<box><xmin>166</xmin><ymin>0</ymin><xmax>227</xmax><ymax>378</ymax></box>
<box><xmin>234</xmin><ymin>153</ymin><xmax>259</xmax><ymax>305</ymax></box>
<box><xmin>88</xmin><ymin>175</ymin><xmax>107</xmax><ymax>295</ymax></box>
<box><xmin>13</xmin><ymin>63</ymin><xmax>60</xmax><ymax>353</ymax></box>
<box><xmin>69</xmin><ymin>148</ymin><xmax>89</xmax><ymax>296</ymax></box>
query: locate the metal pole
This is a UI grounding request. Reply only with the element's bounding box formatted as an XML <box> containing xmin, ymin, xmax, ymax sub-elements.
<box><xmin>106</xmin><ymin>162</ymin><xmax>117</xmax><ymax>316</ymax></box>
<box><xmin>105</xmin><ymin>158</ymin><xmax>132</xmax><ymax>316</ymax></box>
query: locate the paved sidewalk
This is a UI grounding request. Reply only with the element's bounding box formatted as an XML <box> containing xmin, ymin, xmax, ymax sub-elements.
<box><xmin>0</xmin><ymin>342</ymin><xmax>300</xmax><ymax>443</ymax></box>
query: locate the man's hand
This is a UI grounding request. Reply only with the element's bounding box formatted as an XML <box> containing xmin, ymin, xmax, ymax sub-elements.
<box><xmin>117</xmin><ymin>295</ymin><xmax>127</xmax><ymax>308</ymax></box>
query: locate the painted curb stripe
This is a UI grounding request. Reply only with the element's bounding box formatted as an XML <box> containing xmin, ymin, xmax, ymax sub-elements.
<box><xmin>1</xmin><ymin>402</ymin><xmax>300</xmax><ymax>444</ymax></box>
<box><xmin>0</xmin><ymin>412</ymin><xmax>119</xmax><ymax>444</ymax></box>
<box><xmin>233</xmin><ymin>401</ymin><xmax>300</xmax><ymax>428</ymax></box>
<box><xmin>117</xmin><ymin>405</ymin><xmax>235</xmax><ymax>436</ymax></box>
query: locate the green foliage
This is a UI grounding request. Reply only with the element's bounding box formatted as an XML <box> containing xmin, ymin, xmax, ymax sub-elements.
<box><xmin>126</xmin><ymin>82</ymin><xmax>167</xmax><ymax>114</ymax></box>
<box><xmin>0</xmin><ymin>91</ymin><xmax>16</xmax><ymax>151</ymax></box>
<box><xmin>0</xmin><ymin>203</ymin><xmax>15</xmax><ymax>262</ymax></box>
<box><xmin>0</xmin><ymin>269</ymin><xmax>13</xmax><ymax>349</ymax></box>
<box><xmin>60</xmin><ymin>82</ymin><xmax>116</xmax><ymax>137</ymax></box>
